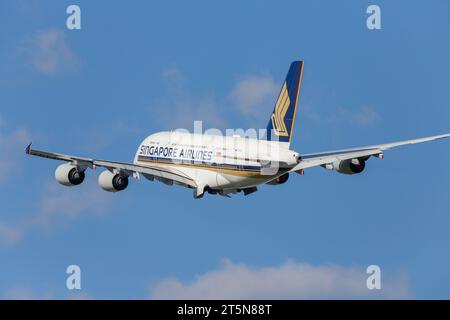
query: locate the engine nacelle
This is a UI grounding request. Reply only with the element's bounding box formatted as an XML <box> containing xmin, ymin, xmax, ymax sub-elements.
<box><xmin>55</xmin><ymin>163</ymin><xmax>85</xmax><ymax>186</ymax></box>
<box><xmin>267</xmin><ymin>173</ymin><xmax>289</xmax><ymax>185</ymax></box>
<box><xmin>333</xmin><ymin>158</ymin><xmax>366</xmax><ymax>175</ymax></box>
<box><xmin>98</xmin><ymin>170</ymin><xmax>129</xmax><ymax>192</ymax></box>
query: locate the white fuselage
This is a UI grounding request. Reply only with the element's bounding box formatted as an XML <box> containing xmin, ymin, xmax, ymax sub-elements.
<box><xmin>133</xmin><ymin>131</ymin><xmax>299</xmax><ymax>191</ymax></box>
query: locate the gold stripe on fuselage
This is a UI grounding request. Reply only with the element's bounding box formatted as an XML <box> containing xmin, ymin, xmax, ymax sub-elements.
<box><xmin>138</xmin><ymin>158</ymin><xmax>264</xmax><ymax>177</ymax></box>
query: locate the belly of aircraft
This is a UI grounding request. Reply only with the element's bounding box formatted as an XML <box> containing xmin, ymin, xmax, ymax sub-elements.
<box><xmin>136</xmin><ymin>159</ymin><xmax>273</xmax><ymax>190</ymax></box>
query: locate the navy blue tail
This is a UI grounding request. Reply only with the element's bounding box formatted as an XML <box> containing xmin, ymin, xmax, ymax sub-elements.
<box><xmin>266</xmin><ymin>61</ymin><xmax>304</xmax><ymax>146</ymax></box>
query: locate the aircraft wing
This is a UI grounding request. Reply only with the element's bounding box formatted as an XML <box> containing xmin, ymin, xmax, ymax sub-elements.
<box><xmin>291</xmin><ymin>133</ymin><xmax>450</xmax><ymax>172</ymax></box>
<box><xmin>25</xmin><ymin>143</ymin><xmax>197</xmax><ymax>188</ymax></box>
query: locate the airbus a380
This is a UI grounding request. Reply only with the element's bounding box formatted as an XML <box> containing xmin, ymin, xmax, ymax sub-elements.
<box><xmin>27</xmin><ymin>61</ymin><xmax>450</xmax><ymax>198</ymax></box>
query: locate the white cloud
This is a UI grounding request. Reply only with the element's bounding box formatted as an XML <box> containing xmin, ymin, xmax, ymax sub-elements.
<box><xmin>2</xmin><ymin>286</ymin><xmax>90</xmax><ymax>300</ymax></box>
<box><xmin>150</xmin><ymin>259</ymin><xmax>410</xmax><ymax>299</ymax></box>
<box><xmin>0</xmin><ymin>180</ymin><xmax>112</xmax><ymax>246</ymax></box>
<box><xmin>170</xmin><ymin>96</ymin><xmax>226</xmax><ymax>130</ymax></box>
<box><xmin>331</xmin><ymin>106</ymin><xmax>381</xmax><ymax>127</ymax></box>
<box><xmin>156</xmin><ymin>67</ymin><xmax>279</xmax><ymax>131</ymax></box>
<box><xmin>156</xmin><ymin>67</ymin><xmax>380</xmax><ymax>132</ymax></box>
<box><xmin>0</xmin><ymin>118</ymin><xmax>113</xmax><ymax>247</ymax></box>
<box><xmin>27</xmin><ymin>29</ymin><xmax>80</xmax><ymax>75</ymax></box>
<box><xmin>33</xmin><ymin>181</ymin><xmax>110</xmax><ymax>229</ymax></box>
<box><xmin>156</xmin><ymin>66</ymin><xmax>226</xmax><ymax>129</ymax></box>
<box><xmin>352</xmin><ymin>106</ymin><xmax>381</xmax><ymax>126</ymax></box>
<box><xmin>2</xmin><ymin>286</ymin><xmax>57</xmax><ymax>300</ymax></box>
<box><xmin>229</xmin><ymin>75</ymin><xmax>277</xmax><ymax>116</ymax></box>
<box><xmin>2</xmin><ymin>286</ymin><xmax>38</xmax><ymax>300</ymax></box>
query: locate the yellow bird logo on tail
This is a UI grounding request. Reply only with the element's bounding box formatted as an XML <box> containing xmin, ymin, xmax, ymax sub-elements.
<box><xmin>271</xmin><ymin>82</ymin><xmax>290</xmax><ymax>136</ymax></box>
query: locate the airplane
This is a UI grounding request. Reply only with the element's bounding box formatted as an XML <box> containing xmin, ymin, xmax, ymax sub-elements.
<box><xmin>26</xmin><ymin>61</ymin><xmax>450</xmax><ymax>199</ymax></box>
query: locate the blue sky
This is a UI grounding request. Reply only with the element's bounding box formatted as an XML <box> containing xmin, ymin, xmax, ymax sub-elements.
<box><xmin>0</xmin><ymin>0</ymin><xmax>449</xmax><ymax>299</ymax></box>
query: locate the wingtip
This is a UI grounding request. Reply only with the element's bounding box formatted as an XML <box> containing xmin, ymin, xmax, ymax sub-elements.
<box><xmin>437</xmin><ymin>133</ymin><xmax>450</xmax><ymax>140</ymax></box>
<box><xmin>25</xmin><ymin>142</ymin><xmax>32</xmax><ymax>155</ymax></box>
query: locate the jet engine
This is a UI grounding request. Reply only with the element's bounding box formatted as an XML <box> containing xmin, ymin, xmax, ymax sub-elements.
<box><xmin>55</xmin><ymin>163</ymin><xmax>85</xmax><ymax>186</ymax></box>
<box><xmin>333</xmin><ymin>158</ymin><xmax>366</xmax><ymax>175</ymax></box>
<box><xmin>266</xmin><ymin>173</ymin><xmax>289</xmax><ymax>185</ymax></box>
<box><xmin>98</xmin><ymin>170</ymin><xmax>129</xmax><ymax>192</ymax></box>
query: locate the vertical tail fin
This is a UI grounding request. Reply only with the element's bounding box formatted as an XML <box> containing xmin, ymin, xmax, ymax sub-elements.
<box><xmin>266</xmin><ymin>61</ymin><xmax>304</xmax><ymax>147</ymax></box>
